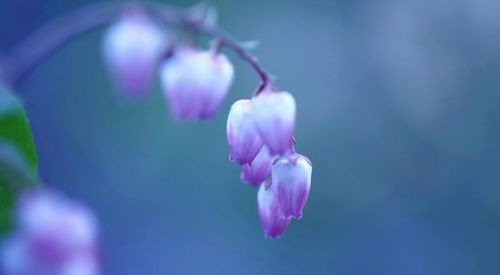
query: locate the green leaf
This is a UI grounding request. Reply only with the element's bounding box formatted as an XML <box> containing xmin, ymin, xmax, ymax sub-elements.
<box><xmin>0</xmin><ymin>85</ymin><xmax>38</xmax><ymax>233</ymax></box>
<box><xmin>0</xmin><ymin>86</ymin><xmax>37</xmax><ymax>173</ymax></box>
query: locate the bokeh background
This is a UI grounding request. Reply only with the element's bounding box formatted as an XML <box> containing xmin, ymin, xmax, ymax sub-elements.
<box><xmin>1</xmin><ymin>0</ymin><xmax>500</xmax><ymax>274</ymax></box>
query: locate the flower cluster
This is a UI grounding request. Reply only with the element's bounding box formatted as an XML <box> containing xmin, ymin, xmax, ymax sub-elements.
<box><xmin>1</xmin><ymin>190</ymin><xmax>99</xmax><ymax>275</ymax></box>
<box><xmin>102</xmin><ymin>8</ymin><xmax>312</xmax><ymax>238</ymax></box>
<box><xmin>227</xmin><ymin>89</ymin><xmax>312</xmax><ymax>238</ymax></box>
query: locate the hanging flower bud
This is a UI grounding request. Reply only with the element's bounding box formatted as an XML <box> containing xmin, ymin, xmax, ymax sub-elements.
<box><xmin>271</xmin><ymin>153</ymin><xmax>312</xmax><ymax>219</ymax></box>
<box><xmin>1</xmin><ymin>190</ymin><xmax>99</xmax><ymax>275</ymax></box>
<box><xmin>103</xmin><ymin>11</ymin><xmax>167</xmax><ymax>96</ymax></box>
<box><xmin>160</xmin><ymin>48</ymin><xmax>234</xmax><ymax>120</ymax></box>
<box><xmin>227</xmin><ymin>99</ymin><xmax>263</xmax><ymax>165</ymax></box>
<box><xmin>257</xmin><ymin>181</ymin><xmax>290</xmax><ymax>239</ymax></box>
<box><xmin>252</xmin><ymin>90</ymin><xmax>296</xmax><ymax>155</ymax></box>
<box><xmin>241</xmin><ymin>146</ymin><xmax>274</xmax><ymax>186</ymax></box>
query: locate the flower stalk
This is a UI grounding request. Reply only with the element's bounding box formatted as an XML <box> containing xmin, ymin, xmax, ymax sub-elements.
<box><xmin>0</xmin><ymin>1</ymin><xmax>272</xmax><ymax>91</ymax></box>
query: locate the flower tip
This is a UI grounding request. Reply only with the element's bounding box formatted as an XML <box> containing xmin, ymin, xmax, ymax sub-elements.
<box><xmin>264</xmin><ymin>231</ymin><xmax>285</xmax><ymax>239</ymax></box>
<box><xmin>240</xmin><ymin>172</ymin><xmax>261</xmax><ymax>187</ymax></box>
<box><xmin>283</xmin><ymin>211</ymin><xmax>303</xmax><ymax>220</ymax></box>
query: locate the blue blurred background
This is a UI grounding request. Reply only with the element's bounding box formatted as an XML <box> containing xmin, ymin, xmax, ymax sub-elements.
<box><xmin>1</xmin><ymin>0</ymin><xmax>500</xmax><ymax>274</ymax></box>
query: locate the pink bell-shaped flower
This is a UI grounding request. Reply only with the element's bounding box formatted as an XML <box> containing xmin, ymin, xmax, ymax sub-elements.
<box><xmin>271</xmin><ymin>153</ymin><xmax>312</xmax><ymax>219</ymax></box>
<box><xmin>160</xmin><ymin>48</ymin><xmax>234</xmax><ymax>120</ymax></box>
<box><xmin>252</xmin><ymin>90</ymin><xmax>296</xmax><ymax>155</ymax></box>
<box><xmin>241</xmin><ymin>146</ymin><xmax>274</xmax><ymax>186</ymax></box>
<box><xmin>227</xmin><ymin>99</ymin><xmax>263</xmax><ymax>165</ymax></box>
<box><xmin>103</xmin><ymin>12</ymin><xmax>167</xmax><ymax>96</ymax></box>
<box><xmin>1</xmin><ymin>190</ymin><xmax>99</xmax><ymax>275</ymax></box>
<box><xmin>257</xmin><ymin>181</ymin><xmax>290</xmax><ymax>239</ymax></box>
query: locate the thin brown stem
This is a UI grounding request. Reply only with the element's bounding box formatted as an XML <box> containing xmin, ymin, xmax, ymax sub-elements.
<box><xmin>185</xmin><ymin>22</ymin><xmax>273</xmax><ymax>93</ymax></box>
<box><xmin>0</xmin><ymin>1</ymin><xmax>274</xmax><ymax>91</ymax></box>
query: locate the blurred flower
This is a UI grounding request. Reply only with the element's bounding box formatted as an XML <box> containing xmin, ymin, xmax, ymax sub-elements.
<box><xmin>271</xmin><ymin>153</ymin><xmax>312</xmax><ymax>219</ymax></box>
<box><xmin>257</xmin><ymin>181</ymin><xmax>290</xmax><ymax>239</ymax></box>
<box><xmin>1</xmin><ymin>190</ymin><xmax>99</xmax><ymax>275</ymax></box>
<box><xmin>240</xmin><ymin>146</ymin><xmax>274</xmax><ymax>186</ymax></box>
<box><xmin>252</xmin><ymin>90</ymin><xmax>296</xmax><ymax>155</ymax></box>
<box><xmin>103</xmin><ymin>11</ymin><xmax>167</xmax><ymax>96</ymax></box>
<box><xmin>160</xmin><ymin>48</ymin><xmax>234</xmax><ymax>120</ymax></box>
<box><xmin>227</xmin><ymin>99</ymin><xmax>263</xmax><ymax>165</ymax></box>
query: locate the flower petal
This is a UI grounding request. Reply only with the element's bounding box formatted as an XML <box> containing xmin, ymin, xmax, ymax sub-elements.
<box><xmin>160</xmin><ymin>49</ymin><xmax>234</xmax><ymax>120</ymax></box>
<box><xmin>227</xmin><ymin>99</ymin><xmax>263</xmax><ymax>165</ymax></box>
<box><xmin>241</xmin><ymin>146</ymin><xmax>274</xmax><ymax>185</ymax></box>
<box><xmin>257</xmin><ymin>181</ymin><xmax>290</xmax><ymax>238</ymax></box>
<box><xmin>252</xmin><ymin>91</ymin><xmax>296</xmax><ymax>155</ymax></box>
<box><xmin>103</xmin><ymin>12</ymin><xmax>167</xmax><ymax>96</ymax></box>
<box><xmin>271</xmin><ymin>154</ymin><xmax>312</xmax><ymax>219</ymax></box>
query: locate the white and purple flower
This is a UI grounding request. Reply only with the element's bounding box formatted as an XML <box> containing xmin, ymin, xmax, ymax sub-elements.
<box><xmin>103</xmin><ymin>11</ymin><xmax>167</xmax><ymax>96</ymax></box>
<box><xmin>227</xmin><ymin>99</ymin><xmax>263</xmax><ymax>165</ymax></box>
<box><xmin>240</xmin><ymin>146</ymin><xmax>274</xmax><ymax>186</ymax></box>
<box><xmin>271</xmin><ymin>153</ymin><xmax>312</xmax><ymax>219</ymax></box>
<box><xmin>252</xmin><ymin>90</ymin><xmax>296</xmax><ymax>156</ymax></box>
<box><xmin>257</xmin><ymin>181</ymin><xmax>290</xmax><ymax>239</ymax></box>
<box><xmin>1</xmin><ymin>190</ymin><xmax>100</xmax><ymax>275</ymax></box>
<box><xmin>160</xmin><ymin>48</ymin><xmax>234</xmax><ymax>120</ymax></box>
